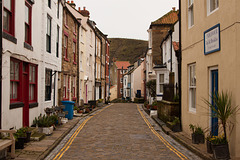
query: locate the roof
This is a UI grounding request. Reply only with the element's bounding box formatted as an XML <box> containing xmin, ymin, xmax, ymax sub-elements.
<box><xmin>173</xmin><ymin>41</ymin><xmax>179</xmax><ymax>51</ymax></box>
<box><xmin>151</xmin><ymin>9</ymin><xmax>179</xmax><ymax>26</ymax></box>
<box><xmin>115</xmin><ymin>61</ymin><xmax>131</xmax><ymax>70</ymax></box>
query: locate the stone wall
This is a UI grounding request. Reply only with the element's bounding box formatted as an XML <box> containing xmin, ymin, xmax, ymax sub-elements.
<box><xmin>157</xmin><ymin>100</ymin><xmax>179</xmax><ymax>123</ymax></box>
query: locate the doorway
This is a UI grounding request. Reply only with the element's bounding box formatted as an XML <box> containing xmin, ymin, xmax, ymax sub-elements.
<box><xmin>211</xmin><ymin>69</ymin><xmax>218</xmax><ymax>136</ymax></box>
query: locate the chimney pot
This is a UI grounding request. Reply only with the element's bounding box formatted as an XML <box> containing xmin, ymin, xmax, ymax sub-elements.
<box><xmin>78</xmin><ymin>7</ymin><xmax>81</xmax><ymax>11</ymax></box>
<box><xmin>172</xmin><ymin>7</ymin><xmax>176</xmax><ymax>11</ymax></box>
<box><xmin>84</xmin><ymin>7</ymin><xmax>86</xmax><ymax>10</ymax></box>
<box><xmin>71</xmin><ymin>1</ymin><xmax>73</xmax><ymax>3</ymax></box>
<box><xmin>67</xmin><ymin>1</ymin><xmax>70</xmax><ymax>3</ymax></box>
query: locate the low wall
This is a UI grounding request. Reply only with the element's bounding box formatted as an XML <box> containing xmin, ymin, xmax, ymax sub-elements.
<box><xmin>157</xmin><ymin>100</ymin><xmax>179</xmax><ymax>123</ymax></box>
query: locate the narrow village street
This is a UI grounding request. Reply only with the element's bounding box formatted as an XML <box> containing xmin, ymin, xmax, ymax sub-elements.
<box><xmin>46</xmin><ymin>103</ymin><xmax>200</xmax><ymax>160</ymax></box>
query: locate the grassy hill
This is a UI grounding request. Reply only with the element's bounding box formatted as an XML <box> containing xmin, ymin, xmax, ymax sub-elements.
<box><xmin>109</xmin><ymin>38</ymin><xmax>148</xmax><ymax>64</ymax></box>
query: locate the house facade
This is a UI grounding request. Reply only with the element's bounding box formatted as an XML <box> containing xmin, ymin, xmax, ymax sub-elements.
<box><xmin>146</xmin><ymin>8</ymin><xmax>179</xmax><ymax>104</ymax></box>
<box><xmin>59</xmin><ymin>3</ymin><xmax>80</xmax><ymax>105</ymax></box>
<box><xmin>154</xmin><ymin>21</ymin><xmax>179</xmax><ymax>101</ymax></box>
<box><xmin>95</xmin><ymin>35</ymin><xmax>101</xmax><ymax>100</ymax></box>
<box><xmin>115</xmin><ymin>61</ymin><xmax>130</xmax><ymax>98</ymax></box>
<box><xmin>2</xmin><ymin>0</ymin><xmax>63</xmax><ymax>129</ymax></box>
<box><xmin>181</xmin><ymin>0</ymin><xmax>240</xmax><ymax>158</ymax></box>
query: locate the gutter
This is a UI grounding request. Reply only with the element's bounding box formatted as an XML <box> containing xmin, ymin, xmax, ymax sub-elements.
<box><xmin>178</xmin><ymin>0</ymin><xmax>182</xmax><ymax>130</ymax></box>
<box><xmin>0</xmin><ymin>0</ymin><xmax>2</xmax><ymax>129</ymax></box>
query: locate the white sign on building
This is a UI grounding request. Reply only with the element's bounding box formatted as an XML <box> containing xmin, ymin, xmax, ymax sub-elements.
<box><xmin>204</xmin><ymin>24</ymin><xmax>221</xmax><ymax>55</ymax></box>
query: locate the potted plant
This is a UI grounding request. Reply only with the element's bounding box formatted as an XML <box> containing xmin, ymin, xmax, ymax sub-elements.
<box><xmin>203</xmin><ymin>91</ymin><xmax>239</xmax><ymax>159</ymax></box>
<box><xmin>14</xmin><ymin>128</ymin><xmax>27</xmax><ymax>149</ymax></box>
<box><xmin>33</xmin><ymin>114</ymin><xmax>55</xmax><ymax>135</ymax></box>
<box><xmin>206</xmin><ymin>134</ymin><xmax>213</xmax><ymax>154</ymax></box>
<box><xmin>151</xmin><ymin>101</ymin><xmax>158</xmax><ymax>110</ymax></box>
<box><xmin>189</xmin><ymin>124</ymin><xmax>204</xmax><ymax>144</ymax></box>
<box><xmin>167</xmin><ymin>117</ymin><xmax>181</xmax><ymax>132</ymax></box>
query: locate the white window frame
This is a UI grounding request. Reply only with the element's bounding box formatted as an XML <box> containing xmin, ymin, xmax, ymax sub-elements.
<box><xmin>189</xmin><ymin>63</ymin><xmax>196</xmax><ymax>113</ymax></box>
<box><xmin>188</xmin><ymin>0</ymin><xmax>194</xmax><ymax>28</ymax></box>
<box><xmin>159</xmin><ymin>74</ymin><xmax>164</xmax><ymax>94</ymax></box>
<box><xmin>207</xmin><ymin>0</ymin><xmax>219</xmax><ymax>16</ymax></box>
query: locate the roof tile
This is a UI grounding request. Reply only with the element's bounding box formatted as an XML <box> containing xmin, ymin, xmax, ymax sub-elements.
<box><xmin>151</xmin><ymin>10</ymin><xmax>179</xmax><ymax>25</ymax></box>
<box><xmin>115</xmin><ymin>61</ymin><xmax>131</xmax><ymax>70</ymax></box>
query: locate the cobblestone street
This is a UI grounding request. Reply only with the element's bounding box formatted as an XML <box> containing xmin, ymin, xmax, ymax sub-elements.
<box><xmin>46</xmin><ymin>103</ymin><xmax>201</xmax><ymax>160</ymax></box>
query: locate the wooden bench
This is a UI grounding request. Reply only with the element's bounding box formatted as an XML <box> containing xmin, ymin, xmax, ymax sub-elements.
<box><xmin>0</xmin><ymin>130</ymin><xmax>16</xmax><ymax>159</ymax></box>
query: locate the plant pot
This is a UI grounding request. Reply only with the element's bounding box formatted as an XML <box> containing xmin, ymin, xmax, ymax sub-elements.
<box><xmin>192</xmin><ymin>133</ymin><xmax>199</xmax><ymax>144</ymax></box>
<box><xmin>38</xmin><ymin>126</ymin><xmax>54</xmax><ymax>136</ymax></box>
<box><xmin>172</xmin><ymin>124</ymin><xmax>181</xmax><ymax>132</ymax></box>
<box><xmin>206</xmin><ymin>140</ymin><xmax>213</xmax><ymax>154</ymax></box>
<box><xmin>212</xmin><ymin>143</ymin><xmax>230</xmax><ymax>160</ymax></box>
<box><xmin>25</xmin><ymin>131</ymin><xmax>31</xmax><ymax>143</ymax></box>
<box><xmin>197</xmin><ymin>134</ymin><xmax>205</xmax><ymax>144</ymax></box>
<box><xmin>15</xmin><ymin>137</ymin><xmax>26</xmax><ymax>149</ymax></box>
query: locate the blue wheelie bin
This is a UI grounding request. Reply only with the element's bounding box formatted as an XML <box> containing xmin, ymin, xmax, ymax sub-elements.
<box><xmin>61</xmin><ymin>101</ymin><xmax>75</xmax><ymax>120</ymax></box>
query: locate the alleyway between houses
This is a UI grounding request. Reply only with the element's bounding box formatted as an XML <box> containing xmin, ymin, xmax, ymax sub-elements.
<box><xmin>46</xmin><ymin>103</ymin><xmax>201</xmax><ymax>160</ymax></box>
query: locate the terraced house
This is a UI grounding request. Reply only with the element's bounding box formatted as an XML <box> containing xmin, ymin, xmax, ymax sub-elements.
<box><xmin>59</xmin><ymin>2</ymin><xmax>80</xmax><ymax>105</ymax></box>
<box><xmin>2</xmin><ymin>0</ymin><xmax>64</xmax><ymax>129</ymax></box>
<box><xmin>181</xmin><ymin>0</ymin><xmax>240</xmax><ymax>158</ymax></box>
<box><xmin>146</xmin><ymin>8</ymin><xmax>179</xmax><ymax>104</ymax></box>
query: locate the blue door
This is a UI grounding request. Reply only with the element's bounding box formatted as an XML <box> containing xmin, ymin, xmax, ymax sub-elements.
<box><xmin>211</xmin><ymin>70</ymin><xmax>218</xmax><ymax>136</ymax></box>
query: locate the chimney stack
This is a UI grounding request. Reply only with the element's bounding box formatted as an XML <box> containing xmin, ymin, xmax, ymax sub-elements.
<box><xmin>78</xmin><ymin>7</ymin><xmax>81</xmax><ymax>12</ymax></box>
<box><xmin>80</xmin><ymin>6</ymin><xmax>90</xmax><ymax>17</ymax></box>
<box><xmin>172</xmin><ymin>7</ymin><xmax>176</xmax><ymax>11</ymax></box>
<box><xmin>69</xmin><ymin>0</ymin><xmax>76</xmax><ymax>9</ymax></box>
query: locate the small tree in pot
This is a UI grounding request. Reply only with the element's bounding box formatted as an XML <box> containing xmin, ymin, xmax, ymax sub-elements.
<box><xmin>203</xmin><ymin>91</ymin><xmax>239</xmax><ymax>159</ymax></box>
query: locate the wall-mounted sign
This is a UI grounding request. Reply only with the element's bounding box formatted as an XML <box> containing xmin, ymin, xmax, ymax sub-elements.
<box><xmin>204</xmin><ymin>24</ymin><xmax>221</xmax><ymax>55</ymax></box>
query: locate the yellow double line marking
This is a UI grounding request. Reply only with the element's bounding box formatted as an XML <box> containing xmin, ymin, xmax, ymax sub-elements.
<box><xmin>137</xmin><ymin>105</ymin><xmax>189</xmax><ymax>160</ymax></box>
<box><xmin>53</xmin><ymin>105</ymin><xmax>112</xmax><ymax>160</ymax></box>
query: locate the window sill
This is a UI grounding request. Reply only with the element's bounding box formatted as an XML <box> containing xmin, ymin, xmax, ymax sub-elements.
<box><xmin>64</xmin><ymin>58</ymin><xmax>69</xmax><ymax>62</ymax></box>
<box><xmin>63</xmin><ymin>98</ymin><xmax>69</xmax><ymax>101</ymax></box>
<box><xmin>10</xmin><ymin>102</ymin><xmax>24</xmax><ymax>109</ymax></box>
<box><xmin>3</xmin><ymin>32</ymin><xmax>17</xmax><ymax>44</ymax></box>
<box><xmin>73</xmin><ymin>32</ymin><xmax>77</xmax><ymax>36</ymax></box>
<box><xmin>24</xmin><ymin>42</ymin><xmax>33</xmax><ymax>51</ymax></box>
<box><xmin>65</xmin><ymin>24</ymin><xmax>69</xmax><ymax>29</ymax></box>
<box><xmin>73</xmin><ymin>62</ymin><xmax>77</xmax><ymax>65</ymax></box>
<box><xmin>72</xmin><ymin>97</ymin><xmax>77</xmax><ymax>101</ymax></box>
<box><xmin>29</xmin><ymin>102</ymin><xmax>38</xmax><ymax>108</ymax></box>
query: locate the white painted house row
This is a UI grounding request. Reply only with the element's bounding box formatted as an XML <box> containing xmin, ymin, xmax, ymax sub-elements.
<box><xmin>2</xmin><ymin>0</ymin><xmax>64</xmax><ymax>129</ymax></box>
<box><xmin>154</xmin><ymin>21</ymin><xmax>179</xmax><ymax>101</ymax></box>
<box><xmin>2</xmin><ymin>0</ymin><xmax>108</xmax><ymax>130</ymax></box>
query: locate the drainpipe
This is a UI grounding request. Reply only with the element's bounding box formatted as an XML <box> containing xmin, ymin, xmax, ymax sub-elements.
<box><xmin>178</xmin><ymin>0</ymin><xmax>182</xmax><ymax>130</ymax></box>
<box><xmin>94</xmin><ymin>35</ymin><xmax>96</xmax><ymax>101</ymax></box>
<box><xmin>169</xmin><ymin>30</ymin><xmax>173</xmax><ymax>73</ymax></box>
<box><xmin>122</xmin><ymin>66</ymin><xmax>123</xmax><ymax>99</ymax></box>
<box><xmin>0</xmin><ymin>0</ymin><xmax>2</xmax><ymax>129</ymax></box>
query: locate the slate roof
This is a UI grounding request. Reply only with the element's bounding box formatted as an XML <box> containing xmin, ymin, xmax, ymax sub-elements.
<box><xmin>115</xmin><ymin>61</ymin><xmax>131</xmax><ymax>70</ymax></box>
<box><xmin>151</xmin><ymin>9</ymin><xmax>179</xmax><ymax>26</ymax></box>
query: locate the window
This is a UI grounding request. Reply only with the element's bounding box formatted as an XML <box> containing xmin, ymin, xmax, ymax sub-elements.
<box><xmin>208</xmin><ymin>0</ymin><xmax>218</xmax><ymax>15</ymax></box>
<box><xmin>188</xmin><ymin>0</ymin><xmax>194</xmax><ymax>28</ymax></box>
<box><xmin>120</xmin><ymin>78</ymin><xmax>123</xmax><ymax>83</ymax></box>
<box><xmin>46</xmin><ymin>15</ymin><xmax>51</xmax><ymax>53</ymax></box>
<box><xmin>56</xmin><ymin>26</ymin><xmax>59</xmax><ymax>57</ymax></box>
<box><xmin>10</xmin><ymin>59</ymin><xmax>19</xmax><ymax>102</ymax></box>
<box><xmin>64</xmin><ymin>35</ymin><xmax>68</xmax><ymax>60</ymax></box>
<box><xmin>45</xmin><ymin>69</ymin><xmax>52</xmax><ymax>101</ymax></box>
<box><xmin>120</xmin><ymin>88</ymin><xmax>123</xmax><ymax>94</ymax></box>
<box><xmin>63</xmin><ymin>75</ymin><xmax>69</xmax><ymax>100</ymax></box>
<box><xmin>72</xmin><ymin>76</ymin><xmax>76</xmax><ymax>100</ymax></box>
<box><xmin>29</xmin><ymin>65</ymin><xmax>37</xmax><ymax>102</ymax></box>
<box><xmin>57</xmin><ymin>0</ymin><xmax>60</xmax><ymax>18</ymax></box>
<box><xmin>73</xmin><ymin>41</ymin><xmax>76</xmax><ymax>63</ymax></box>
<box><xmin>48</xmin><ymin>0</ymin><xmax>51</xmax><ymax>8</ymax></box>
<box><xmin>189</xmin><ymin>64</ymin><xmax>196</xmax><ymax>112</ymax></box>
<box><xmin>25</xmin><ymin>1</ymin><xmax>32</xmax><ymax>45</ymax></box>
<box><xmin>3</xmin><ymin>0</ymin><xmax>15</xmax><ymax>35</ymax></box>
<box><xmin>80</xmin><ymin>52</ymin><xmax>83</xmax><ymax>71</ymax></box>
<box><xmin>159</xmin><ymin>74</ymin><xmax>164</xmax><ymax>94</ymax></box>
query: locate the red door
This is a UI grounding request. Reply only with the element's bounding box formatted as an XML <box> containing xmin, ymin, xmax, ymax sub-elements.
<box><xmin>22</xmin><ymin>64</ymin><xmax>29</xmax><ymax>127</ymax></box>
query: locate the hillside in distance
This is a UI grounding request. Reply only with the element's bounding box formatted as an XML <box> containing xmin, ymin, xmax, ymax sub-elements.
<box><xmin>109</xmin><ymin>38</ymin><xmax>148</xmax><ymax>64</ymax></box>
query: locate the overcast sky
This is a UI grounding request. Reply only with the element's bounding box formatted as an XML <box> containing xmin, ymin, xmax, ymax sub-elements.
<box><xmin>75</xmin><ymin>0</ymin><xmax>179</xmax><ymax>41</ymax></box>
